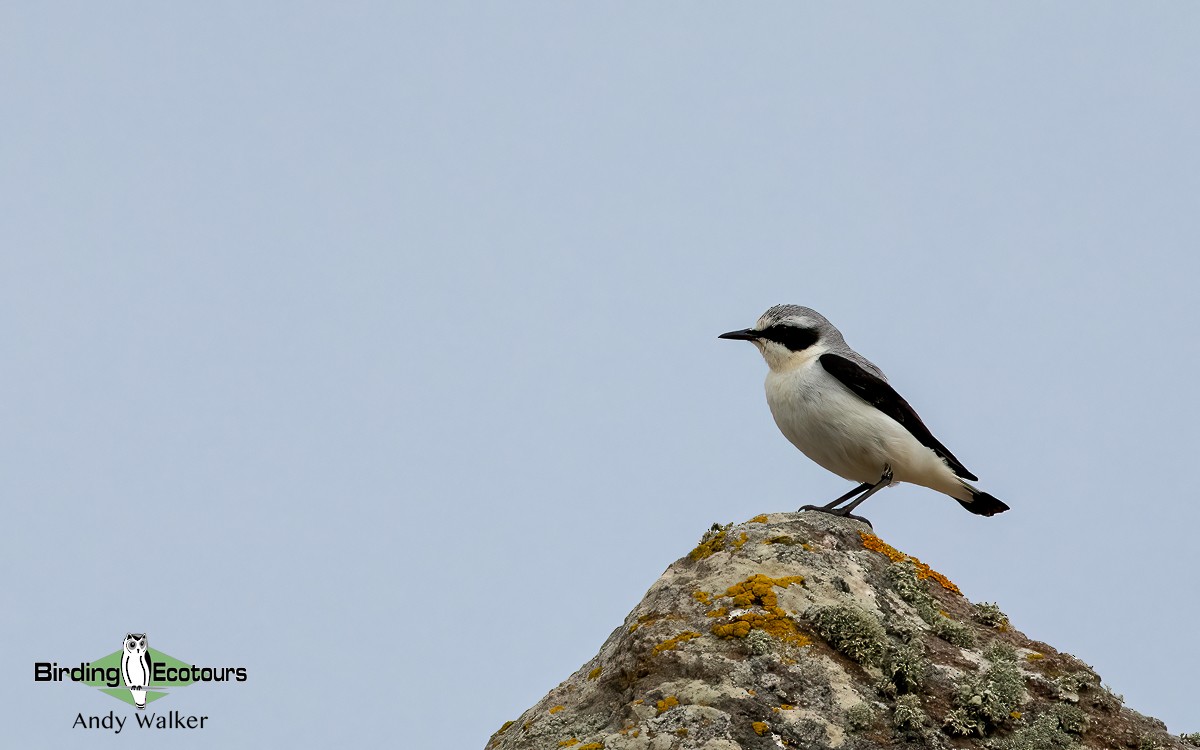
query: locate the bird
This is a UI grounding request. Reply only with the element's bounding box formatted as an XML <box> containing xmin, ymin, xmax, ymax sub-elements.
<box><xmin>719</xmin><ymin>305</ymin><xmax>1008</xmax><ymax>523</ymax></box>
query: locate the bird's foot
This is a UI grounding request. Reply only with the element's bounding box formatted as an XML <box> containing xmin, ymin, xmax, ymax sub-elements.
<box><xmin>797</xmin><ymin>505</ymin><xmax>873</xmax><ymax>528</ymax></box>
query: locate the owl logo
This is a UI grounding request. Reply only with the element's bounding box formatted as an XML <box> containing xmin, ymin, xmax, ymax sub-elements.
<box><xmin>120</xmin><ymin>633</ymin><xmax>152</xmax><ymax>710</ymax></box>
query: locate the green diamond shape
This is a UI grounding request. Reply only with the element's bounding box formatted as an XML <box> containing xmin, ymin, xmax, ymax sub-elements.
<box><xmin>83</xmin><ymin>648</ymin><xmax>198</xmax><ymax>706</ymax></box>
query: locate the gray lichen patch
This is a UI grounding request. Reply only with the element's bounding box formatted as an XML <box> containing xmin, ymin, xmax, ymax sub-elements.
<box><xmin>974</xmin><ymin>601</ymin><xmax>1010</xmax><ymax>630</ymax></box>
<box><xmin>942</xmin><ymin>643</ymin><xmax>1025</xmax><ymax>736</ymax></box>
<box><xmin>893</xmin><ymin>694</ymin><xmax>927</xmax><ymax>730</ymax></box>
<box><xmin>989</xmin><ymin>704</ymin><xmax>1088</xmax><ymax>750</ymax></box>
<box><xmin>807</xmin><ymin>603</ymin><xmax>889</xmax><ymax>668</ymax></box>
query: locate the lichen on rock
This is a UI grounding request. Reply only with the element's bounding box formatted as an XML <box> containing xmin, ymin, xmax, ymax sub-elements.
<box><xmin>486</xmin><ymin>512</ymin><xmax>1193</xmax><ymax>750</ymax></box>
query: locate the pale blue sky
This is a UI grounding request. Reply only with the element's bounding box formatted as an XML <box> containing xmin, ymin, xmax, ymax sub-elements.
<box><xmin>3</xmin><ymin>4</ymin><xmax>1198</xmax><ymax>746</ymax></box>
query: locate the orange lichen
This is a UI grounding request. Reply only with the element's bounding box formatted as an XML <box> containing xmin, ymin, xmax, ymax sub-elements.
<box><xmin>859</xmin><ymin>531</ymin><xmax>962</xmax><ymax>594</ymax></box>
<box><xmin>587</xmin><ymin>666</ymin><xmax>602</xmax><ymax>681</ymax></box>
<box><xmin>559</xmin><ymin>739</ymin><xmax>580</xmax><ymax>747</ymax></box>
<box><xmin>1026</xmin><ymin>652</ymin><xmax>1045</xmax><ymax>662</ymax></box>
<box><xmin>860</xmin><ymin>532</ymin><xmax>906</xmax><ymax>562</ymax></box>
<box><xmin>578</xmin><ymin>744</ymin><xmax>604</xmax><ymax>750</ymax></box>
<box><xmin>1010</xmin><ymin>711</ymin><xmax>1022</xmax><ymax>720</ymax></box>
<box><xmin>747</xmin><ymin>689</ymin><xmax>756</xmax><ymax>696</ymax></box>
<box><xmin>912</xmin><ymin>562</ymin><xmax>961</xmax><ymax>595</ymax></box>
<box><xmin>752</xmin><ymin>721</ymin><xmax>770</xmax><ymax>736</ymax></box>
<box><xmin>549</xmin><ymin>705</ymin><xmax>565</xmax><ymax>714</ymax></box>
<box><xmin>692</xmin><ymin>590</ymin><xmax>712</xmax><ymax>605</ymax></box>
<box><xmin>749</xmin><ymin>514</ymin><xmax>769</xmax><ymax>524</ymax></box>
<box><xmin>656</xmin><ymin>695</ymin><xmax>679</xmax><ymax>714</ymax></box>
<box><xmin>653</xmin><ymin>631</ymin><xmax>702</xmax><ymax>654</ymax></box>
<box><xmin>733</xmin><ymin>532</ymin><xmax>749</xmax><ymax>549</ymax></box>
<box><xmin>772</xmin><ymin>704</ymin><xmax>795</xmax><ymax>712</ymax></box>
<box><xmin>709</xmin><ymin>574</ymin><xmax>810</xmax><ymax>647</ymax></box>
<box><xmin>705</xmin><ymin>607</ymin><xmax>728</xmax><ymax>618</ymax></box>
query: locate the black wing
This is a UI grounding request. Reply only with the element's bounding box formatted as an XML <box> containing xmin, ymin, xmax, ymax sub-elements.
<box><xmin>818</xmin><ymin>352</ymin><xmax>978</xmax><ymax>481</ymax></box>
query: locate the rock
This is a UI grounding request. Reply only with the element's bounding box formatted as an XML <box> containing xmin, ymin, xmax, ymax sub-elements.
<box><xmin>486</xmin><ymin>512</ymin><xmax>1191</xmax><ymax>750</ymax></box>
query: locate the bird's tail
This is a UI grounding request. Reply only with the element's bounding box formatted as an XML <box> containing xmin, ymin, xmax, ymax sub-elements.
<box><xmin>956</xmin><ymin>489</ymin><xmax>1010</xmax><ymax>517</ymax></box>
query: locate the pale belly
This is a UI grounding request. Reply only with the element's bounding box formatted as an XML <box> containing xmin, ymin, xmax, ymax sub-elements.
<box><xmin>764</xmin><ymin>364</ymin><xmax>961</xmax><ymax>495</ymax></box>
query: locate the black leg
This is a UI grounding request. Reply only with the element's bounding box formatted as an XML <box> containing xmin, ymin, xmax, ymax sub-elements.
<box><xmin>800</xmin><ymin>482</ymin><xmax>871</xmax><ymax>512</ymax></box>
<box><xmin>799</xmin><ymin>466</ymin><xmax>893</xmax><ymax>525</ymax></box>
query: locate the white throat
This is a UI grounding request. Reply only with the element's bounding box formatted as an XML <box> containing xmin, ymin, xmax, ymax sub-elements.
<box><xmin>756</xmin><ymin>340</ymin><xmax>828</xmax><ymax>372</ymax></box>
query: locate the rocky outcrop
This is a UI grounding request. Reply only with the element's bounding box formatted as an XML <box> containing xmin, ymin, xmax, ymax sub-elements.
<box><xmin>487</xmin><ymin>512</ymin><xmax>1195</xmax><ymax>750</ymax></box>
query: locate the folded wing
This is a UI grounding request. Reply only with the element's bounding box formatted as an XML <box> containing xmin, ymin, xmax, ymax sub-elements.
<box><xmin>818</xmin><ymin>352</ymin><xmax>978</xmax><ymax>481</ymax></box>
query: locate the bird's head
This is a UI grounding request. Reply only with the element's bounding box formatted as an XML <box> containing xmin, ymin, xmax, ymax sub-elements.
<box><xmin>719</xmin><ymin>305</ymin><xmax>840</xmax><ymax>372</ymax></box>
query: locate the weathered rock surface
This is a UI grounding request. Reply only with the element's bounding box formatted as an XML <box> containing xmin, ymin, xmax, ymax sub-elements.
<box><xmin>487</xmin><ymin>512</ymin><xmax>1194</xmax><ymax>750</ymax></box>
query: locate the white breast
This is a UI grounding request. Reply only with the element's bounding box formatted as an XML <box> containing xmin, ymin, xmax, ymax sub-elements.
<box><xmin>764</xmin><ymin>358</ymin><xmax>963</xmax><ymax>496</ymax></box>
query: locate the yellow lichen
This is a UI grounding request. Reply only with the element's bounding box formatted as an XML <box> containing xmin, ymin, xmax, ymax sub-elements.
<box><xmin>692</xmin><ymin>590</ymin><xmax>712</xmax><ymax>605</ymax></box>
<box><xmin>675</xmin><ymin>728</ymin><xmax>689</xmax><ymax>736</ymax></box>
<box><xmin>747</xmin><ymin>689</ymin><xmax>756</xmax><ymax>696</ymax></box>
<box><xmin>578</xmin><ymin>744</ymin><xmax>604</xmax><ymax>750</ymax></box>
<box><xmin>752</xmin><ymin>721</ymin><xmax>769</xmax><ymax>736</ymax></box>
<box><xmin>859</xmin><ymin>531</ymin><xmax>962</xmax><ymax>594</ymax></box>
<box><xmin>712</xmin><ymin>611</ymin><xmax>811</xmax><ymax>646</ymax></box>
<box><xmin>733</xmin><ymin>532</ymin><xmax>749</xmax><ymax>549</ymax></box>
<box><xmin>487</xmin><ymin>720</ymin><xmax>516</xmax><ymax>747</ymax></box>
<box><xmin>587</xmin><ymin>666</ymin><xmax>602</xmax><ymax>681</ymax></box>
<box><xmin>725</xmin><ymin>574</ymin><xmax>805</xmax><ymax>608</ymax></box>
<box><xmin>1027</xmin><ymin>652</ymin><xmax>1045</xmax><ymax>661</ymax></box>
<box><xmin>656</xmin><ymin>695</ymin><xmax>679</xmax><ymax>714</ymax></box>
<box><xmin>749</xmin><ymin>514</ymin><xmax>769</xmax><ymax>523</ymax></box>
<box><xmin>633</xmin><ymin>699</ymin><xmax>644</xmax><ymax>705</ymax></box>
<box><xmin>1010</xmin><ymin>711</ymin><xmax>1022</xmax><ymax>720</ymax></box>
<box><xmin>629</xmin><ymin>612</ymin><xmax>680</xmax><ymax>632</ymax></box>
<box><xmin>705</xmin><ymin>607</ymin><xmax>728</xmax><ymax>618</ymax></box>
<box><xmin>709</xmin><ymin>574</ymin><xmax>810</xmax><ymax>647</ymax></box>
<box><xmin>559</xmin><ymin>739</ymin><xmax>580</xmax><ymax>747</ymax></box>
<box><xmin>653</xmin><ymin>631</ymin><xmax>702</xmax><ymax>654</ymax></box>
<box><xmin>549</xmin><ymin>705</ymin><xmax>565</xmax><ymax>714</ymax></box>
<box><xmin>773</xmin><ymin>704</ymin><xmax>795</xmax><ymax>711</ymax></box>
<box><xmin>689</xmin><ymin>528</ymin><xmax>728</xmax><ymax>560</ymax></box>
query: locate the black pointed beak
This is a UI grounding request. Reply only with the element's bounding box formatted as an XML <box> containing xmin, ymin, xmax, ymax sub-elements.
<box><xmin>718</xmin><ymin>328</ymin><xmax>760</xmax><ymax>341</ymax></box>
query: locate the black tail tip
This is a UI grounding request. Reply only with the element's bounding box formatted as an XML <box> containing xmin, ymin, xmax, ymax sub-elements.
<box><xmin>958</xmin><ymin>491</ymin><xmax>1010</xmax><ymax>517</ymax></box>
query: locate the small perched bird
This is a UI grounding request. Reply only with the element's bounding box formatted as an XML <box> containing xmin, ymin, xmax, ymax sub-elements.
<box><xmin>720</xmin><ymin>305</ymin><xmax>1008</xmax><ymax>522</ymax></box>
